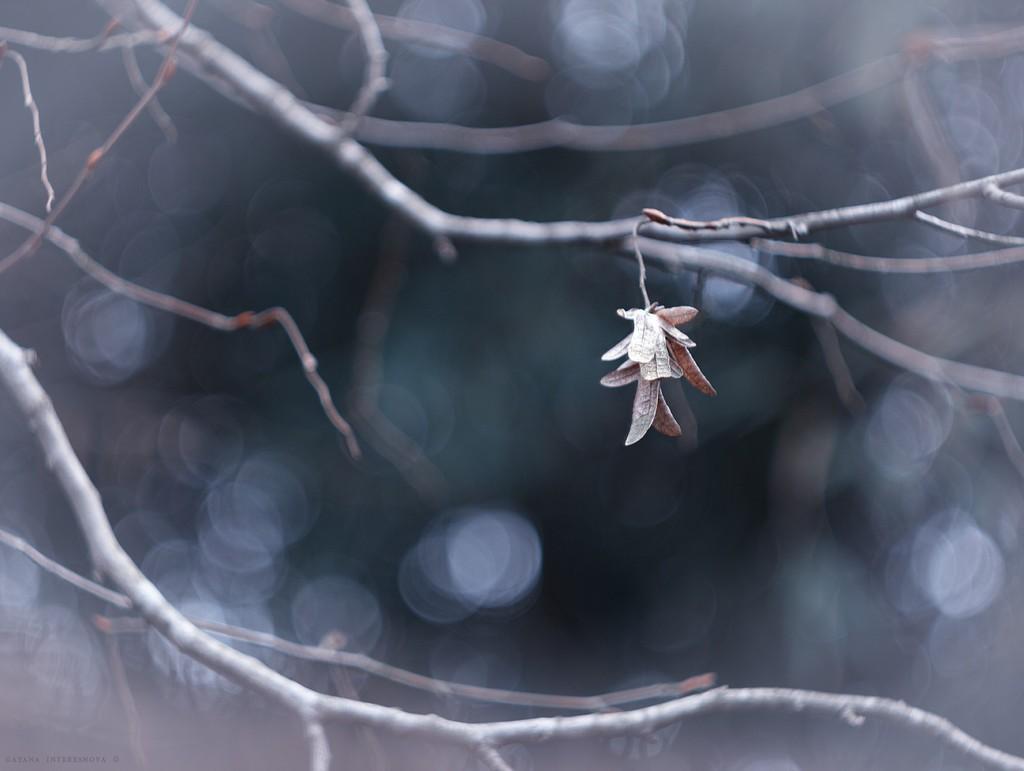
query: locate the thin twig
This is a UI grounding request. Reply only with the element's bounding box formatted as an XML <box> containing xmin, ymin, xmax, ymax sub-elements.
<box><xmin>914</xmin><ymin>211</ymin><xmax>1024</xmax><ymax>245</ymax></box>
<box><xmin>636</xmin><ymin>238</ymin><xmax>1024</xmax><ymax>403</ymax></box>
<box><xmin>0</xmin><ymin>201</ymin><xmax>360</xmax><ymax>458</ymax></box>
<box><xmin>983</xmin><ymin>183</ymin><xmax>1024</xmax><ymax>211</ymax></box>
<box><xmin>973</xmin><ymin>396</ymin><xmax>1024</xmax><ymax>482</ymax></box>
<box><xmin>0</xmin><ymin>0</ymin><xmax>199</xmax><ymax>275</ymax></box>
<box><xmin>96</xmin><ymin>622</ymin><xmax>149</xmax><ymax>768</ymax></box>
<box><xmin>349</xmin><ymin>203</ymin><xmax>446</xmax><ymax>500</ymax></box>
<box><xmin>0</xmin><ymin>24</ymin><xmax>157</xmax><ymax>54</ymax></box>
<box><xmin>121</xmin><ymin>45</ymin><xmax>178</xmax><ymax>141</ymax></box>
<box><xmin>108</xmin><ymin>0</ymin><xmax>1024</xmax><ymax>252</ymax></box>
<box><xmin>304</xmin><ymin>718</ymin><xmax>330</xmax><ymax>771</ymax></box>
<box><xmin>0</xmin><ymin>522</ymin><xmax>712</xmax><ymax>711</ymax></box>
<box><xmin>791</xmin><ymin>277</ymin><xmax>864</xmax><ymax>412</ymax></box>
<box><xmin>477</xmin><ymin>745</ymin><xmax>514</xmax><ymax>771</ymax></box>
<box><xmin>0</xmin><ymin>47</ymin><xmax>55</xmax><ymax>212</ymax></box>
<box><xmin>754</xmin><ymin>237</ymin><xmax>1024</xmax><ymax>273</ymax></box>
<box><xmin>11</xmin><ymin>531</ymin><xmax>682</xmax><ymax>719</ymax></box>
<box><xmin>337</xmin><ymin>0</ymin><xmax>388</xmax><ymax>139</ymax></box>
<box><xmin>632</xmin><ymin>220</ymin><xmax>651</xmax><ymax>308</ymax></box>
<box><xmin>281</xmin><ymin>0</ymin><xmax>549</xmax><ymax>82</ymax></box>
<box><xmin>902</xmin><ymin>67</ymin><xmax>967</xmax><ymax>221</ymax></box>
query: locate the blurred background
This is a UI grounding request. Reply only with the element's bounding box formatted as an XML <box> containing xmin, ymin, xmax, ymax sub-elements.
<box><xmin>2</xmin><ymin>0</ymin><xmax>1024</xmax><ymax>768</ymax></box>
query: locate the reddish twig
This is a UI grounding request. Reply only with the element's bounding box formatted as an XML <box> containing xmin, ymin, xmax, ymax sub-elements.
<box><xmin>0</xmin><ymin>201</ymin><xmax>360</xmax><ymax>457</ymax></box>
<box><xmin>0</xmin><ymin>0</ymin><xmax>199</xmax><ymax>275</ymax></box>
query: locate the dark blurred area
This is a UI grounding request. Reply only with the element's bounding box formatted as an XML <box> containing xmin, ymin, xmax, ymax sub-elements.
<box><xmin>2</xmin><ymin>0</ymin><xmax>1024</xmax><ymax>768</ymax></box>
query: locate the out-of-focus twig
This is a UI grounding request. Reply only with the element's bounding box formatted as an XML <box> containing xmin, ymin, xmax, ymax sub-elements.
<box><xmin>754</xmin><ymin>238</ymin><xmax>1024</xmax><ymax>273</ymax></box>
<box><xmin>0</xmin><ymin>0</ymin><xmax>199</xmax><ymax>275</ymax></box>
<box><xmin>337</xmin><ymin>0</ymin><xmax>388</xmax><ymax>139</ymax></box>
<box><xmin>983</xmin><ymin>183</ymin><xmax>1024</xmax><ymax>211</ymax></box>
<box><xmin>0</xmin><ymin>23</ymin><xmax>157</xmax><ymax>54</ymax></box>
<box><xmin>348</xmin><ymin>209</ymin><xmax>446</xmax><ymax>500</ymax></box>
<box><xmin>970</xmin><ymin>396</ymin><xmax>1024</xmax><ymax>482</ymax></box>
<box><xmin>121</xmin><ymin>46</ymin><xmax>178</xmax><ymax>141</ymax></box>
<box><xmin>324</xmin><ymin>633</ymin><xmax>389</xmax><ymax>771</ymax></box>
<box><xmin>96</xmin><ymin>0</ymin><xmax>1024</xmax><ymax>411</ymax></box>
<box><xmin>791</xmin><ymin>277</ymin><xmax>864</xmax><ymax>412</ymax></box>
<box><xmin>0</xmin><ymin>201</ymin><xmax>360</xmax><ymax>458</ymax></box>
<box><xmin>914</xmin><ymin>211</ymin><xmax>1024</xmax><ymax>245</ymax></box>
<box><xmin>902</xmin><ymin>67</ymin><xmax>969</xmax><ymax>221</ymax></box>
<box><xmin>0</xmin><ymin>520</ymin><xmax>714</xmax><ymax>711</ymax></box>
<box><xmin>281</xmin><ymin>0</ymin><xmax>549</xmax><ymax>82</ymax></box>
<box><xmin>0</xmin><ymin>47</ymin><xmax>55</xmax><ymax>212</ymax></box>
<box><xmin>96</xmin><ymin>619</ymin><xmax>149</xmax><ymax>769</ymax></box>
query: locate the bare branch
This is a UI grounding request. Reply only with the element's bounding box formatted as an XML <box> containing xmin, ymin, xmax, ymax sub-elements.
<box><xmin>0</xmin><ymin>47</ymin><xmax>55</xmax><ymax>212</ymax></box>
<box><xmin>971</xmin><ymin>396</ymin><xmax>1024</xmax><ymax>482</ymax></box>
<box><xmin>0</xmin><ymin>201</ymin><xmax>360</xmax><ymax>458</ymax></box>
<box><xmin>0</xmin><ymin>528</ymin><xmax>130</xmax><ymax>609</ymax></box>
<box><xmin>636</xmin><ymin>238</ymin><xmax>1024</xmax><ymax>403</ymax></box>
<box><xmin>477</xmin><ymin>745</ymin><xmax>514</xmax><ymax>771</ymax></box>
<box><xmin>0</xmin><ymin>0</ymin><xmax>199</xmax><ymax>275</ymax></box>
<box><xmin>337</xmin><ymin>0</ymin><xmax>388</xmax><ymax>139</ymax></box>
<box><xmin>983</xmin><ymin>183</ymin><xmax>1024</xmax><ymax>211</ymax></box>
<box><xmin>121</xmin><ymin>45</ymin><xmax>178</xmax><ymax>141</ymax></box>
<box><xmin>97</xmin><ymin>621</ymin><xmax>149</xmax><ymax>769</ymax></box>
<box><xmin>305</xmin><ymin>53</ymin><xmax>904</xmax><ymax>152</ymax></box>
<box><xmin>82</xmin><ymin>0</ymin><xmax>1024</xmax><ymax>417</ymax></box>
<box><xmin>349</xmin><ymin>207</ymin><xmax>446</xmax><ymax>500</ymax></box>
<box><xmin>0</xmin><ymin>24</ymin><xmax>157</xmax><ymax>54</ymax></box>
<box><xmin>901</xmin><ymin>68</ymin><xmax>964</xmax><ymax>218</ymax></box>
<box><xmin>304</xmin><ymin>718</ymin><xmax>331</xmax><ymax>771</ymax></box>
<box><xmin>0</xmin><ymin>521</ymin><xmax>713</xmax><ymax>711</ymax></box>
<box><xmin>914</xmin><ymin>211</ymin><xmax>1024</xmax><ymax>246</ymax></box>
<box><xmin>281</xmin><ymin>0</ymin><xmax>549</xmax><ymax>82</ymax></box>
<box><xmin>754</xmin><ymin>238</ymin><xmax>1024</xmax><ymax>273</ymax></box>
<box><xmin>98</xmin><ymin>0</ymin><xmax>1024</xmax><ymax>255</ymax></box>
<box><xmin>300</xmin><ymin>23</ymin><xmax>1024</xmax><ymax>155</ymax></box>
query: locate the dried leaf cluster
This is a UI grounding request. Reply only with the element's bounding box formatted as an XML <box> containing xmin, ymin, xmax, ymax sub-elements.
<box><xmin>601</xmin><ymin>305</ymin><xmax>716</xmax><ymax>445</ymax></box>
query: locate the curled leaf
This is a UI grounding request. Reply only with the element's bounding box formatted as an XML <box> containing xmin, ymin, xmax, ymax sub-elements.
<box><xmin>658</xmin><ymin>318</ymin><xmax>696</xmax><ymax>348</ymax></box>
<box><xmin>600</xmin><ymin>360</ymin><xmax>639</xmax><ymax>388</ymax></box>
<box><xmin>601</xmin><ymin>334</ymin><xmax>632</xmax><ymax>361</ymax></box>
<box><xmin>668</xmin><ymin>338</ymin><xmax>717</xmax><ymax>396</ymax></box>
<box><xmin>653</xmin><ymin>389</ymin><xmax>682</xmax><ymax>437</ymax></box>
<box><xmin>656</xmin><ymin>306</ymin><xmax>699</xmax><ymax>326</ymax></box>
<box><xmin>626</xmin><ymin>377</ymin><xmax>660</xmax><ymax>445</ymax></box>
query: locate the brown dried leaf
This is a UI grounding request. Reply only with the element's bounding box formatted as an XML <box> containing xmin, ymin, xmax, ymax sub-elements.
<box><xmin>601</xmin><ymin>334</ymin><xmax>632</xmax><ymax>362</ymax></box>
<box><xmin>653</xmin><ymin>389</ymin><xmax>682</xmax><ymax>437</ymax></box>
<box><xmin>600</xmin><ymin>360</ymin><xmax>640</xmax><ymax>388</ymax></box>
<box><xmin>626</xmin><ymin>377</ymin><xmax>660</xmax><ymax>445</ymax></box>
<box><xmin>656</xmin><ymin>306</ymin><xmax>699</xmax><ymax>326</ymax></box>
<box><xmin>668</xmin><ymin>338</ymin><xmax>717</xmax><ymax>397</ymax></box>
<box><xmin>658</xmin><ymin>318</ymin><xmax>696</xmax><ymax>348</ymax></box>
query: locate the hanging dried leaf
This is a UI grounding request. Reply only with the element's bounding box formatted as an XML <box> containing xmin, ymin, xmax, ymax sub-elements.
<box><xmin>667</xmin><ymin>338</ymin><xmax>717</xmax><ymax>396</ymax></box>
<box><xmin>652</xmin><ymin>389</ymin><xmax>682</xmax><ymax>437</ymax></box>
<box><xmin>603</xmin><ymin>304</ymin><xmax>715</xmax><ymax>445</ymax></box>
<box><xmin>639</xmin><ymin>331</ymin><xmax>677</xmax><ymax>381</ymax></box>
<box><xmin>601</xmin><ymin>334</ymin><xmax>632</xmax><ymax>362</ymax></box>
<box><xmin>626</xmin><ymin>377</ymin><xmax>660</xmax><ymax>445</ymax></box>
<box><xmin>618</xmin><ymin>308</ymin><xmax>662</xmax><ymax>363</ymax></box>
<box><xmin>657</xmin><ymin>319</ymin><xmax>696</xmax><ymax>348</ymax></box>
<box><xmin>600</xmin><ymin>360</ymin><xmax>639</xmax><ymax>387</ymax></box>
<box><xmin>656</xmin><ymin>305</ymin><xmax>699</xmax><ymax>326</ymax></box>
